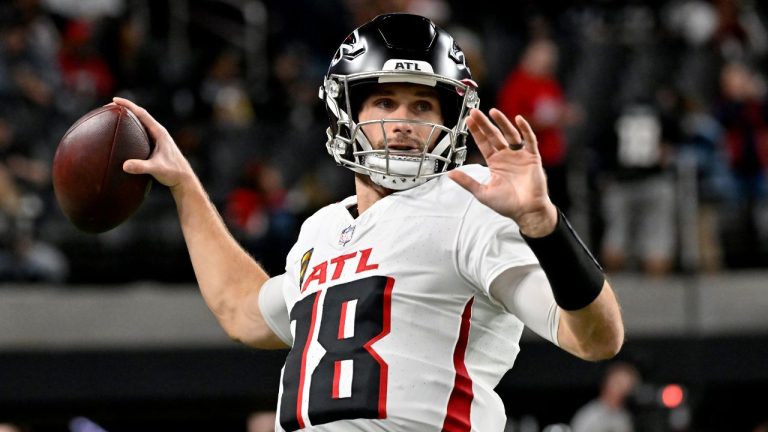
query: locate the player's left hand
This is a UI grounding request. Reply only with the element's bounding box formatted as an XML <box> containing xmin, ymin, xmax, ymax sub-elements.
<box><xmin>448</xmin><ymin>108</ymin><xmax>558</xmax><ymax>237</ymax></box>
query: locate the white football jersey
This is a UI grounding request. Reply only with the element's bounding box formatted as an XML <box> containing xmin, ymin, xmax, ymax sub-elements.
<box><xmin>263</xmin><ymin>164</ymin><xmax>545</xmax><ymax>431</ymax></box>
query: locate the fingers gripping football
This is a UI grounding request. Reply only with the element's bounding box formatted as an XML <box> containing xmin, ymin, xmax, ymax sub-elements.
<box><xmin>114</xmin><ymin>97</ymin><xmax>194</xmax><ymax>191</ymax></box>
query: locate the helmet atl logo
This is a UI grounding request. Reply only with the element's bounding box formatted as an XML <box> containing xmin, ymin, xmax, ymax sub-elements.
<box><xmin>395</xmin><ymin>62</ymin><xmax>422</xmax><ymax>71</ymax></box>
<box><xmin>382</xmin><ymin>59</ymin><xmax>434</xmax><ymax>74</ymax></box>
<box><xmin>339</xmin><ymin>224</ymin><xmax>355</xmax><ymax>246</ymax></box>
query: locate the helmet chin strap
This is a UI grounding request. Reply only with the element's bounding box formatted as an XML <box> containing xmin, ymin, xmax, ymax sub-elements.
<box><xmin>367</xmin><ymin>156</ymin><xmax>435</xmax><ymax>190</ymax></box>
<box><xmin>355</xmin><ymin>126</ymin><xmax>444</xmax><ymax>191</ymax></box>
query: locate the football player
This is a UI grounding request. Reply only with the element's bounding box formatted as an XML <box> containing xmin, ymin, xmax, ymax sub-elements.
<box><xmin>116</xmin><ymin>13</ymin><xmax>624</xmax><ymax>432</ymax></box>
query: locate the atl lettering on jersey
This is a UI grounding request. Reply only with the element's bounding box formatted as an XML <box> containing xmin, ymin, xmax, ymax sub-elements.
<box><xmin>301</xmin><ymin>248</ymin><xmax>379</xmax><ymax>292</ymax></box>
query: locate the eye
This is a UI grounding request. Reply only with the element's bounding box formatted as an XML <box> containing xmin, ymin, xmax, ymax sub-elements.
<box><xmin>374</xmin><ymin>98</ymin><xmax>395</xmax><ymax>109</ymax></box>
<box><xmin>414</xmin><ymin>100</ymin><xmax>434</xmax><ymax>113</ymax></box>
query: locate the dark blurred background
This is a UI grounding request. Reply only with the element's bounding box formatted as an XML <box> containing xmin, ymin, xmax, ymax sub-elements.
<box><xmin>1</xmin><ymin>0</ymin><xmax>768</xmax><ymax>431</ymax></box>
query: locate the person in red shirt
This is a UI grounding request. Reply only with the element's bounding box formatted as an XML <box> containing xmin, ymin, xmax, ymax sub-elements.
<box><xmin>58</xmin><ymin>20</ymin><xmax>114</xmax><ymax>101</ymax></box>
<box><xmin>497</xmin><ymin>38</ymin><xmax>582</xmax><ymax>212</ymax></box>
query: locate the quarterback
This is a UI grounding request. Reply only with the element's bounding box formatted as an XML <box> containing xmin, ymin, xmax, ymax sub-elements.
<box><xmin>115</xmin><ymin>13</ymin><xmax>624</xmax><ymax>432</ymax></box>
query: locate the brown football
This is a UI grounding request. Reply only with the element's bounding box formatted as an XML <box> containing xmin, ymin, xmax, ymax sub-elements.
<box><xmin>53</xmin><ymin>105</ymin><xmax>153</xmax><ymax>233</ymax></box>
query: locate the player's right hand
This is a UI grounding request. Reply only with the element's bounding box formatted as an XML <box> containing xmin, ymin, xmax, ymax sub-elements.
<box><xmin>113</xmin><ymin>97</ymin><xmax>196</xmax><ymax>193</ymax></box>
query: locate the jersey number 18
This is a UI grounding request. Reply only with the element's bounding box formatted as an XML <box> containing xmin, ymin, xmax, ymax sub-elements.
<box><xmin>280</xmin><ymin>276</ymin><xmax>394</xmax><ymax>431</ymax></box>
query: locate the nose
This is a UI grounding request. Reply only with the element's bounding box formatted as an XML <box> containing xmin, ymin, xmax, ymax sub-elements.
<box><xmin>387</xmin><ymin>105</ymin><xmax>413</xmax><ymax>135</ymax></box>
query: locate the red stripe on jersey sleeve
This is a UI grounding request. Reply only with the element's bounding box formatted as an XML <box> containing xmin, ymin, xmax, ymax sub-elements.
<box><xmin>441</xmin><ymin>297</ymin><xmax>475</xmax><ymax>432</ymax></box>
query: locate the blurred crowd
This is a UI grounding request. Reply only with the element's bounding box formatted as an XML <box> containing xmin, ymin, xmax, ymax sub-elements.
<box><xmin>1</xmin><ymin>0</ymin><xmax>768</xmax><ymax>283</ymax></box>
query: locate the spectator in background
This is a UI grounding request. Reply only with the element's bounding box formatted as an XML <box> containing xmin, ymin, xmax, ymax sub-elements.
<box><xmin>678</xmin><ymin>97</ymin><xmax>728</xmax><ymax>272</ymax></box>
<box><xmin>257</xmin><ymin>41</ymin><xmax>348</xmax><ymax>211</ymax></box>
<box><xmin>200</xmin><ymin>49</ymin><xmax>254</xmax><ymax>130</ymax></box>
<box><xmin>712</xmin><ymin>0</ymin><xmax>768</xmax><ymax>61</ymax></box>
<box><xmin>0</xmin><ymin>112</ymin><xmax>68</xmax><ymax>282</ymax></box>
<box><xmin>259</xmin><ymin>42</ymin><xmax>321</xmax><ymax>129</ymax></box>
<box><xmin>0</xmin><ymin>4</ymin><xmax>60</xmax><ymax>140</ymax></box>
<box><xmin>0</xmin><ymin>7</ymin><xmax>68</xmax><ymax>282</ymax></box>
<box><xmin>58</xmin><ymin>19</ymin><xmax>114</xmax><ymax>112</ymax></box>
<box><xmin>0</xmin><ymin>423</ymin><xmax>27</xmax><ymax>432</ymax></box>
<box><xmin>14</xmin><ymin>0</ymin><xmax>60</xmax><ymax>61</ymax></box>
<box><xmin>199</xmin><ymin>48</ymin><xmax>259</xmax><ymax>200</ymax></box>
<box><xmin>598</xmin><ymin>90</ymin><xmax>681</xmax><ymax>276</ymax></box>
<box><xmin>714</xmin><ymin>60</ymin><xmax>768</xmax><ymax>266</ymax></box>
<box><xmin>0</xmin><ymin>120</ymin><xmax>21</xmax><ymax>219</ymax></box>
<box><xmin>224</xmin><ymin>160</ymin><xmax>294</xmax><ymax>275</ymax></box>
<box><xmin>496</xmin><ymin>37</ymin><xmax>582</xmax><ymax>213</ymax></box>
<box><xmin>571</xmin><ymin>362</ymin><xmax>640</xmax><ymax>432</ymax></box>
<box><xmin>247</xmin><ymin>410</ymin><xmax>276</xmax><ymax>432</ymax></box>
<box><xmin>101</xmin><ymin>12</ymin><xmax>163</xmax><ymax>107</ymax></box>
<box><xmin>225</xmin><ymin>161</ymin><xmax>287</xmax><ymax>238</ymax></box>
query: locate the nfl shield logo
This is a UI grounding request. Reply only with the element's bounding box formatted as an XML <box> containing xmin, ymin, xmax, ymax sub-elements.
<box><xmin>339</xmin><ymin>225</ymin><xmax>355</xmax><ymax>246</ymax></box>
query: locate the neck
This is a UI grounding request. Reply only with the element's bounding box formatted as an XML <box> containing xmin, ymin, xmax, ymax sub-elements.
<box><xmin>599</xmin><ymin>392</ymin><xmax>625</xmax><ymax>410</ymax></box>
<box><xmin>354</xmin><ymin>173</ymin><xmax>394</xmax><ymax>214</ymax></box>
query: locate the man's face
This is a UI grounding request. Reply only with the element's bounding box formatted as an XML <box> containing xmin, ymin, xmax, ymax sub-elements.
<box><xmin>357</xmin><ymin>83</ymin><xmax>444</xmax><ymax>152</ymax></box>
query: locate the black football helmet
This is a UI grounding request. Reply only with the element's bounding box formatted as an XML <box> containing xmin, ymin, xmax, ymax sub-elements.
<box><xmin>319</xmin><ymin>13</ymin><xmax>479</xmax><ymax>190</ymax></box>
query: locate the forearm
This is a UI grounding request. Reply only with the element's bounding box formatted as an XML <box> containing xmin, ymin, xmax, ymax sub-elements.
<box><xmin>171</xmin><ymin>175</ymin><xmax>272</xmax><ymax>342</ymax></box>
<box><xmin>111</xmin><ymin>97</ymin><xmax>282</xmax><ymax>347</ymax></box>
<box><xmin>520</xmin><ymin>208</ymin><xmax>624</xmax><ymax>360</ymax></box>
<box><xmin>558</xmin><ymin>282</ymin><xmax>624</xmax><ymax>360</ymax></box>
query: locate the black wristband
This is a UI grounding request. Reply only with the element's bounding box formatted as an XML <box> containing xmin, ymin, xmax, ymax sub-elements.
<box><xmin>520</xmin><ymin>209</ymin><xmax>605</xmax><ymax>310</ymax></box>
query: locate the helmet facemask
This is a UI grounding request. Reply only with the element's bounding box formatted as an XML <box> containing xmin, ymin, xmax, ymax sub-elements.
<box><xmin>322</xmin><ymin>72</ymin><xmax>479</xmax><ymax>190</ymax></box>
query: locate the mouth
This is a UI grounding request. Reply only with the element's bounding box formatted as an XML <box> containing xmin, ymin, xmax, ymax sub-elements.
<box><xmin>385</xmin><ymin>140</ymin><xmax>425</xmax><ymax>153</ymax></box>
<box><xmin>387</xmin><ymin>145</ymin><xmax>420</xmax><ymax>152</ymax></box>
